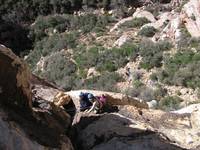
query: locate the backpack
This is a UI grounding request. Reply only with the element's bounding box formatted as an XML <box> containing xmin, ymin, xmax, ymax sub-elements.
<box><xmin>96</xmin><ymin>95</ymin><xmax>107</xmax><ymax>109</ymax></box>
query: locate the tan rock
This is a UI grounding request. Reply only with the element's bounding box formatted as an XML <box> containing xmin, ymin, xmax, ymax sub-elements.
<box><xmin>110</xmin><ymin>17</ymin><xmax>133</xmax><ymax>32</ymax></box>
<box><xmin>182</xmin><ymin>0</ymin><xmax>200</xmax><ymax>37</ymax></box>
<box><xmin>133</xmin><ymin>8</ymin><xmax>156</xmax><ymax>23</ymax></box>
<box><xmin>87</xmin><ymin>67</ymin><xmax>100</xmax><ymax>78</ymax></box>
<box><xmin>113</xmin><ymin>34</ymin><xmax>129</xmax><ymax>47</ymax></box>
<box><xmin>0</xmin><ymin>45</ymin><xmax>32</xmax><ymax>110</ymax></box>
<box><xmin>119</xmin><ymin>104</ymin><xmax>200</xmax><ymax>149</ymax></box>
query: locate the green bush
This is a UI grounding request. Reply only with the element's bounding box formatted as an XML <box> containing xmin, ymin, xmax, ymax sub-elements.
<box><xmin>157</xmin><ymin>51</ymin><xmax>200</xmax><ymax>88</ymax></box>
<box><xmin>138</xmin><ymin>26</ymin><xmax>157</xmax><ymax>37</ymax></box>
<box><xmin>79</xmin><ymin>72</ymin><xmax>124</xmax><ymax>92</ymax></box>
<box><xmin>30</xmin><ymin>14</ymin><xmax>114</xmax><ymax>42</ymax></box>
<box><xmin>74</xmin><ymin>43</ymin><xmax>138</xmax><ymax>72</ymax></box>
<box><xmin>133</xmin><ymin>80</ymin><xmax>144</xmax><ymax>88</ymax></box>
<box><xmin>158</xmin><ymin>96</ymin><xmax>183</xmax><ymax>111</ymax></box>
<box><xmin>40</xmin><ymin>52</ymin><xmax>77</xmax><ymax>89</ymax></box>
<box><xmin>121</xmin><ymin>17</ymin><xmax>150</xmax><ymax>28</ymax></box>
<box><xmin>139</xmin><ymin>39</ymin><xmax>172</xmax><ymax>70</ymax></box>
<box><xmin>125</xmin><ymin>84</ymin><xmax>167</xmax><ymax>102</ymax></box>
<box><xmin>27</xmin><ymin>32</ymin><xmax>78</xmax><ymax>69</ymax></box>
<box><xmin>177</xmin><ymin>24</ymin><xmax>191</xmax><ymax>49</ymax></box>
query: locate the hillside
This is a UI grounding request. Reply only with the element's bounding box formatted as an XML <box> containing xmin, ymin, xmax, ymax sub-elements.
<box><xmin>0</xmin><ymin>0</ymin><xmax>200</xmax><ymax>149</ymax></box>
<box><xmin>11</xmin><ymin>0</ymin><xmax>199</xmax><ymax>111</ymax></box>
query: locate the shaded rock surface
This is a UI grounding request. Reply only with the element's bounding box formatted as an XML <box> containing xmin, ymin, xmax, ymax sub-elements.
<box><xmin>72</xmin><ymin>112</ymin><xmax>185</xmax><ymax>150</ymax></box>
<box><xmin>0</xmin><ymin>44</ymin><xmax>32</xmax><ymax>111</ymax></box>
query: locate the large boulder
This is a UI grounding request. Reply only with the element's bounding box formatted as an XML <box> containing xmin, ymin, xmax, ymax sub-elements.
<box><xmin>0</xmin><ymin>45</ymin><xmax>74</xmax><ymax>150</ymax></box>
<box><xmin>0</xmin><ymin>44</ymin><xmax>32</xmax><ymax>111</ymax></box>
<box><xmin>119</xmin><ymin>104</ymin><xmax>200</xmax><ymax>149</ymax></box>
<box><xmin>182</xmin><ymin>0</ymin><xmax>200</xmax><ymax>37</ymax></box>
<box><xmin>72</xmin><ymin>113</ymin><xmax>184</xmax><ymax>150</ymax></box>
<box><xmin>133</xmin><ymin>9</ymin><xmax>156</xmax><ymax>23</ymax></box>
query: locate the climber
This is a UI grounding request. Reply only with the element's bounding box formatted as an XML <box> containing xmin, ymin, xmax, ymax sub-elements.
<box><xmin>87</xmin><ymin>94</ymin><xmax>107</xmax><ymax>113</ymax></box>
<box><xmin>79</xmin><ymin>92</ymin><xmax>93</xmax><ymax>111</ymax></box>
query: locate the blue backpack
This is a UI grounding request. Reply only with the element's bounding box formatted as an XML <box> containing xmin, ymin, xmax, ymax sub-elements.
<box><xmin>79</xmin><ymin>92</ymin><xmax>93</xmax><ymax>111</ymax></box>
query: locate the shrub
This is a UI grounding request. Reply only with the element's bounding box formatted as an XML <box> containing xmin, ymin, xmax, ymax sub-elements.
<box><xmin>30</xmin><ymin>14</ymin><xmax>114</xmax><ymax>42</ymax></box>
<box><xmin>177</xmin><ymin>24</ymin><xmax>191</xmax><ymax>49</ymax></box>
<box><xmin>124</xmin><ymin>84</ymin><xmax>167</xmax><ymax>102</ymax></box>
<box><xmin>139</xmin><ymin>87</ymin><xmax>155</xmax><ymax>102</ymax></box>
<box><xmin>79</xmin><ymin>72</ymin><xmax>124</xmax><ymax>92</ymax></box>
<box><xmin>133</xmin><ymin>80</ymin><xmax>144</xmax><ymax>88</ymax></box>
<box><xmin>150</xmin><ymin>73</ymin><xmax>158</xmax><ymax>81</ymax></box>
<box><xmin>138</xmin><ymin>26</ymin><xmax>157</xmax><ymax>37</ymax></box>
<box><xmin>40</xmin><ymin>52</ymin><xmax>77</xmax><ymax>89</ymax></box>
<box><xmin>139</xmin><ymin>39</ymin><xmax>172</xmax><ymax>70</ymax></box>
<box><xmin>27</xmin><ymin>32</ymin><xmax>78</xmax><ymax>68</ymax></box>
<box><xmin>157</xmin><ymin>51</ymin><xmax>200</xmax><ymax>88</ymax></box>
<box><xmin>121</xmin><ymin>17</ymin><xmax>150</xmax><ymax>28</ymax></box>
<box><xmin>74</xmin><ymin>43</ymin><xmax>138</xmax><ymax>72</ymax></box>
<box><xmin>158</xmin><ymin>96</ymin><xmax>183</xmax><ymax>111</ymax></box>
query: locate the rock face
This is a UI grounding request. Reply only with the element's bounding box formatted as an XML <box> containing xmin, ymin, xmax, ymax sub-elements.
<box><xmin>119</xmin><ymin>105</ymin><xmax>200</xmax><ymax>149</ymax></box>
<box><xmin>0</xmin><ymin>45</ymin><xmax>74</xmax><ymax>150</ymax></box>
<box><xmin>72</xmin><ymin>112</ymin><xmax>184</xmax><ymax>150</ymax></box>
<box><xmin>72</xmin><ymin>104</ymin><xmax>200</xmax><ymax>150</ymax></box>
<box><xmin>154</xmin><ymin>0</ymin><xmax>200</xmax><ymax>42</ymax></box>
<box><xmin>133</xmin><ymin>9</ymin><xmax>156</xmax><ymax>22</ymax></box>
<box><xmin>182</xmin><ymin>0</ymin><xmax>200</xmax><ymax>37</ymax></box>
<box><xmin>0</xmin><ymin>44</ymin><xmax>32</xmax><ymax>111</ymax></box>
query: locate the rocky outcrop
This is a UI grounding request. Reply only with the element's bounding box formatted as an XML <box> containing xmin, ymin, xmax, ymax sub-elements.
<box><xmin>133</xmin><ymin>9</ymin><xmax>156</xmax><ymax>23</ymax></box>
<box><xmin>0</xmin><ymin>44</ymin><xmax>32</xmax><ymax>111</ymax></box>
<box><xmin>144</xmin><ymin>12</ymin><xmax>173</xmax><ymax>29</ymax></box>
<box><xmin>153</xmin><ymin>0</ymin><xmax>200</xmax><ymax>42</ymax></box>
<box><xmin>72</xmin><ymin>112</ymin><xmax>184</xmax><ymax>150</ymax></box>
<box><xmin>0</xmin><ymin>45</ymin><xmax>74</xmax><ymax>150</ymax></box>
<box><xmin>71</xmin><ymin>104</ymin><xmax>200</xmax><ymax>150</ymax></box>
<box><xmin>119</xmin><ymin>105</ymin><xmax>200</xmax><ymax>149</ymax></box>
<box><xmin>182</xmin><ymin>0</ymin><xmax>200</xmax><ymax>37</ymax></box>
<box><xmin>155</xmin><ymin>12</ymin><xmax>182</xmax><ymax>42</ymax></box>
<box><xmin>65</xmin><ymin>90</ymin><xmax>148</xmax><ymax>110</ymax></box>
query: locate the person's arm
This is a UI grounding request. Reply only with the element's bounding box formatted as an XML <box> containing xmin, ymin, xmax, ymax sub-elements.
<box><xmin>87</xmin><ymin>101</ymin><xmax>97</xmax><ymax>113</ymax></box>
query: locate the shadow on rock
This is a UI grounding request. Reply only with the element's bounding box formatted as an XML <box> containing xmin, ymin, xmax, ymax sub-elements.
<box><xmin>71</xmin><ymin>113</ymin><xmax>185</xmax><ymax>150</ymax></box>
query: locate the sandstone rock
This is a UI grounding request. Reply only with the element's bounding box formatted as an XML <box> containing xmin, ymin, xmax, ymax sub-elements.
<box><xmin>182</xmin><ymin>0</ymin><xmax>200</xmax><ymax>37</ymax></box>
<box><xmin>110</xmin><ymin>17</ymin><xmax>133</xmax><ymax>32</ymax></box>
<box><xmin>147</xmin><ymin>100</ymin><xmax>157</xmax><ymax>109</ymax></box>
<box><xmin>87</xmin><ymin>67</ymin><xmax>100</xmax><ymax>79</ymax></box>
<box><xmin>133</xmin><ymin>9</ymin><xmax>156</xmax><ymax>23</ymax></box>
<box><xmin>0</xmin><ymin>45</ymin><xmax>74</xmax><ymax>150</ymax></box>
<box><xmin>36</xmin><ymin>56</ymin><xmax>46</xmax><ymax>72</ymax></box>
<box><xmin>119</xmin><ymin>104</ymin><xmax>200</xmax><ymax>149</ymax></box>
<box><xmin>158</xmin><ymin>12</ymin><xmax>182</xmax><ymax>42</ymax></box>
<box><xmin>0</xmin><ymin>109</ymin><xmax>45</xmax><ymax>150</ymax></box>
<box><xmin>0</xmin><ymin>45</ymin><xmax>32</xmax><ymax>111</ymax></box>
<box><xmin>113</xmin><ymin>34</ymin><xmax>129</xmax><ymax>47</ymax></box>
<box><xmin>73</xmin><ymin>113</ymin><xmax>184</xmax><ymax>150</ymax></box>
<box><xmin>144</xmin><ymin>12</ymin><xmax>172</xmax><ymax>29</ymax></box>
